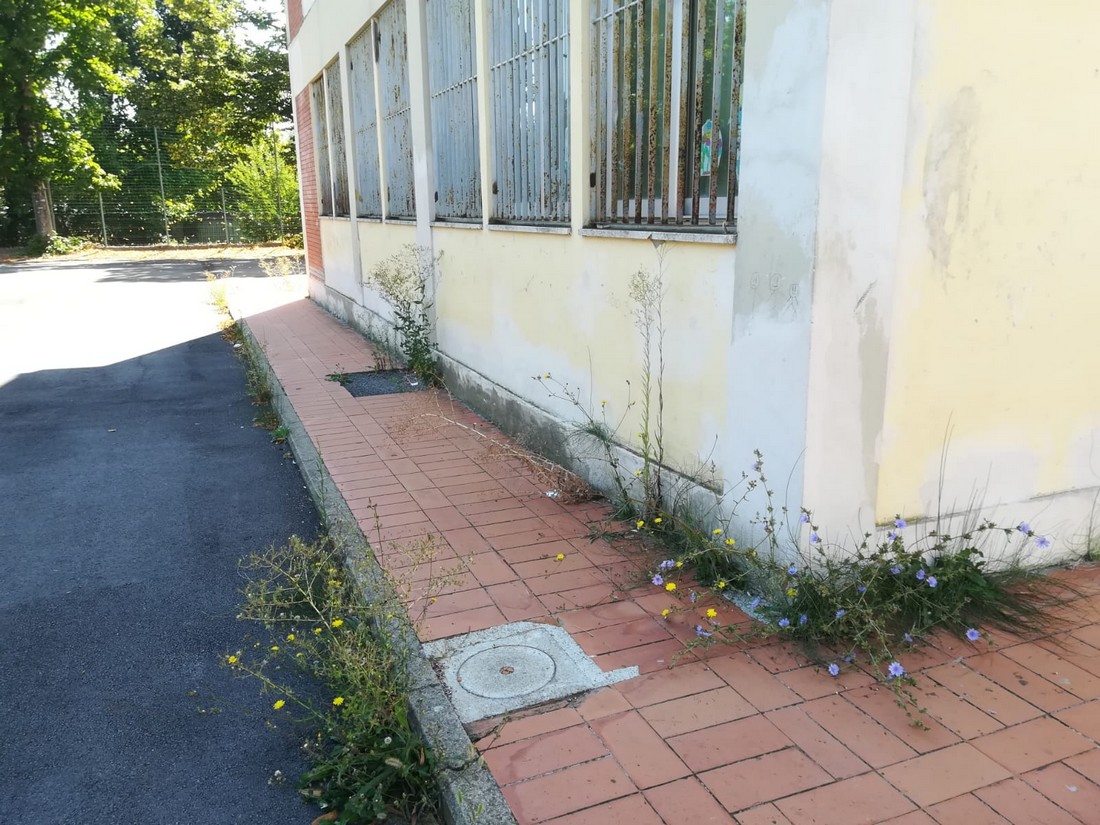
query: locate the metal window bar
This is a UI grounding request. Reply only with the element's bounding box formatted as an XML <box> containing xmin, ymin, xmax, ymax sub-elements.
<box><xmin>426</xmin><ymin>0</ymin><xmax>482</xmax><ymax>220</ymax></box>
<box><xmin>349</xmin><ymin>24</ymin><xmax>383</xmax><ymax>217</ymax></box>
<box><xmin>311</xmin><ymin>78</ymin><xmax>333</xmax><ymax>215</ymax></box>
<box><xmin>377</xmin><ymin>0</ymin><xmax>416</xmax><ymax>219</ymax></box>
<box><xmin>488</xmin><ymin>0</ymin><xmax>570</xmax><ymax>224</ymax></box>
<box><xmin>324</xmin><ymin>60</ymin><xmax>351</xmax><ymax>216</ymax></box>
<box><xmin>591</xmin><ymin>0</ymin><xmax>744</xmax><ymax>230</ymax></box>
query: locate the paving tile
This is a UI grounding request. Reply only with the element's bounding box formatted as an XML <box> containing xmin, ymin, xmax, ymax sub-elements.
<box><xmin>615</xmin><ymin>661</ymin><xmax>725</xmax><ymax>707</ymax></box>
<box><xmin>764</xmin><ymin>705</ymin><xmax>869</xmax><ymax>779</ymax></box>
<box><xmin>465</xmin><ymin>551</ymin><xmax>518</xmax><ymax>586</ymax></box>
<box><xmin>1064</xmin><ymin>747</ymin><xmax>1100</xmax><ymax>784</ymax></box>
<box><xmin>644</xmin><ymin>777</ymin><xmax>734</xmax><ymax>824</ymax></box>
<box><xmin>486</xmin><ymin>580</ymin><xmax>548</xmax><ymax>622</ymax></box>
<box><xmin>880</xmin><ymin>743</ymin><xmax>1011</xmax><ymax>806</ymax></box>
<box><xmin>577</xmin><ymin>687</ymin><xmax>633</xmax><ymax>721</ymax></box>
<box><xmin>734</xmin><ymin>804</ymin><xmax>791</xmax><ymax>825</ymax></box>
<box><xmin>668</xmin><ymin>714</ymin><xmax>792</xmax><ymax>773</ymax></box>
<box><xmin>540</xmin><ymin>583</ymin><xmax>620</xmax><ymax>613</ymax></box>
<box><xmin>929</xmin><ymin>794</ymin><xmax>1012</xmax><ymax>825</ymax></box>
<box><xmin>596</xmin><ymin>637</ymin><xmax>695</xmax><ymax>674</ymax></box>
<box><xmin>971</xmin><ymin>717</ymin><xmax>1093</xmax><ymax>773</ymax></box>
<box><xmin>1054</xmin><ymin>699</ymin><xmax>1100</xmax><ymax>741</ymax></box>
<box><xmin>542</xmin><ymin>794</ymin><xmax>664</xmax><ymax>825</ymax></box>
<box><xmin>478</xmin><ymin>516</ymin><xmax>552</xmax><ymax>539</ymax></box>
<box><xmin>486</xmin><ymin>707</ymin><xmax>586</xmax><ymax>749</ymax></box>
<box><xmin>881</xmin><ymin>813</ymin><xmax>938</xmax><ymax>825</ymax></box>
<box><xmin>418</xmin><ymin>604</ymin><xmax>507</xmax><ymax>642</ymax></box>
<box><xmin>963</xmin><ymin>651</ymin><xmax>1079</xmax><ymax>712</ymax></box>
<box><xmin>747</xmin><ymin>642</ymin><xmax>808</xmax><ymax>673</ymax></box>
<box><xmin>973</xmin><ymin>778</ymin><xmax>1082</xmax><ymax>825</ymax></box>
<box><xmin>640</xmin><ymin>686</ymin><xmax>757</xmax><ymax>737</ymax></box>
<box><xmin>526</xmin><ymin>568</ymin><xmax>610</xmax><ymax>596</ymax></box>
<box><xmin>578</xmin><ymin>617</ymin><xmax>674</xmax><ymax>656</ymax></box>
<box><xmin>801</xmin><ymin>695</ymin><xmax>917</xmax><ymax>769</ymax></box>
<box><xmin>700</xmin><ymin>748</ymin><xmax>832</xmax><ymax>813</ymax></box>
<box><xmin>775</xmin><ymin>772</ymin><xmax>915</xmax><ymax>825</ymax></box>
<box><xmin>423</xmin><ymin>505</ymin><xmax>472</xmax><ymax>531</ymax></box>
<box><xmin>905</xmin><ymin>680</ymin><xmax>1006</xmax><ymax>739</ymax></box>
<box><xmin>1000</xmin><ymin>642</ymin><xmax>1100</xmax><ymax>700</ymax></box>
<box><xmin>923</xmin><ymin>662</ymin><xmax>1044</xmax><ymax>725</ymax></box>
<box><xmin>1036</xmin><ymin>634</ymin><xmax>1100</xmax><ymax>678</ymax></box>
<box><xmin>590</xmin><ymin>711</ymin><xmax>691</xmax><ymax>789</ymax></box>
<box><xmin>842</xmin><ymin>686</ymin><xmax>961</xmax><ymax>753</ymax></box>
<box><xmin>511</xmin><ymin>552</ymin><xmax>595</xmax><ymax>580</ymax></box>
<box><xmin>422</xmin><ymin>586</ymin><xmax>493</xmax><ymax>618</ymax></box>
<box><xmin>503</xmin><ymin>757</ymin><xmax>637</xmax><ymax>824</ymax></box>
<box><xmin>707</xmin><ymin>653</ymin><xmax>803</xmax><ymax>712</ymax></box>
<box><xmin>1021</xmin><ymin>761</ymin><xmax>1100</xmax><ymax>822</ymax></box>
<box><xmin>778</xmin><ymin>663</ymin><xmax>875</xmax><ymax>699</ymax></box>
<box><xmin>556</xmin><ymin>601</ymin><xmax>650</xmax><ymax>633</ymax></box>
<box><xmin>484</xmin><ymin>724</ymin><xmax>609</xmax><ymax>785</ymax></box>
<box><xmin>440</xmin><ymin>527</ymin><xmax>494</xmax><ymax>555</ymax></box>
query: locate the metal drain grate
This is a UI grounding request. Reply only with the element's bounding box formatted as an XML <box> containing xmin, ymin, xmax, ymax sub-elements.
<box><xmin>423</xmin><ymin>622</ymin><xmax>638</xmax><ymax>723</ymax></box>
<box><xmin>341</xmin><ymin>369</ymin><xmax>425</xmax><ymax>397</ymax></box>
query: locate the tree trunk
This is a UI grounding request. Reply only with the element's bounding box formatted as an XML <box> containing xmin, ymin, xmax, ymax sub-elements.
<box><xmin>32</xmin><ymin>180</ymin><xmax>55</xmax><ymax>236</ymax></box>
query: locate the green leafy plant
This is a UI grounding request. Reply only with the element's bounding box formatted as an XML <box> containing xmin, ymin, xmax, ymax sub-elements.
<box><xmin>227</xmin><ymin>536</ymin><xmax>437</xmax><ymax>823</ymax></box>
<box><xmin>326</xmin><ymin>371</ymin><xmax>351</xmax><ymax>386</ymax></box>
<box><xmin>365</xmin><ymin>245</ymin><xmax>438</xmax><ymax>385</ymax></box>
<box><xmin>270</xmin><ymin>424</ymin><xmax>289</xmax><ymax>444</ymax></box>
<box><xmin>24</xmin><ymin>233</ymin><xmax>98</xmax><ymax>256</ymax></box>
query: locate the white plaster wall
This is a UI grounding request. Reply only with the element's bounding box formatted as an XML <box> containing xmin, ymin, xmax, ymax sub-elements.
<box><xmin>318</xmin><ymin>218</ymin><xmax>358</xmax><ymax>297</ymax></box>
<box><xmin>800</xmin><ymin>0</ymin><xmax>916</xmax><ymax>538</ymax></box>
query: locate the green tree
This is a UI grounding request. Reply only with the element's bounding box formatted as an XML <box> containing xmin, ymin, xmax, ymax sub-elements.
<box><xmin>226</xmin><ymin>129</ymin><xmax>299</xmax><ymax>242</ymax></box>
<box><xmin>0</xmin><ymin>0</ymin><xmax>291</xmax><ymax>245</ymax></box>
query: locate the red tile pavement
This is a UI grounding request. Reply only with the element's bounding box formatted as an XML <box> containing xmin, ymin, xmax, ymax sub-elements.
<box><xmin>243</xmin><ymin>296</ymin><xmax>1100</xmax><ymax>825</ymax></box>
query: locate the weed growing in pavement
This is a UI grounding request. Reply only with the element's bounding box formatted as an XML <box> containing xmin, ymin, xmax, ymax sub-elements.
<box><xmin>535</xmin><ymin>245</ymin><xmax>1083</xmax><ymax>722</ymax></box>
<box><xmin>270</xmin><ymin>424</ymin><xmax>290</xmax><ymax>444</ymax></box>
<box><xmin>364</xmin><ymin>245</ymin><xmax>438</xmax><ymax>386</ymax></box>
<box><xmin>326</xmin><ymin>370</ymin><xmax>351</xmax><ymax>386</ymax></box>
<box><xmin>227</xmin><ymin>535</ymin><xmax>444</xmax><ymax>823</ymax></box>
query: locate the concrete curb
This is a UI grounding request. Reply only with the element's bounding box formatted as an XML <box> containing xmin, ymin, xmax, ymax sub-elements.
<box><xmin>237</xmin><ymin>318</ymin><xmax>517</xmax><ymax>825</ymax></box>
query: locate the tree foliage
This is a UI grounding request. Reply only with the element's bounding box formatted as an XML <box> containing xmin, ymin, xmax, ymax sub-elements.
<box><xmin>0</xmin><ymin>0</ymin><xmax>290</xmax><ymax>244</ymax></box>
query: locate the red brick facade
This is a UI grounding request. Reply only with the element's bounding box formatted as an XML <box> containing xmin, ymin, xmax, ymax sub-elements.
<box><xmin>294</xmin><ymin>88</ymin><xmax>324</xmax><ymax>280</ymax></box>
<box><xmin>287</xmin><ymin>0</ymin><xmax>303</xmax><ymax>41</ymax></box>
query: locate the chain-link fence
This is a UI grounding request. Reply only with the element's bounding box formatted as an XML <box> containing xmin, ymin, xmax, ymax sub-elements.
<box><xmin>49</xmin><ymin>126</ymin><xmax>300</xmax><ymax>246</ymax></box>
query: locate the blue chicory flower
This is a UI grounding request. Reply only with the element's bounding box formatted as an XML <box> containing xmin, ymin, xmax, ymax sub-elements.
<box><xmin>1017</xmin><ymin>522</ymin><xmax>1031</xmax><ymax>534</ymax></box>
<box><xmin>916</xmin><ymin>569</ymin><xmax>926</xmax><ymax>581</ymax></box>
<box><xmin>895</xmin><ymin>518</ymin><xmax>907</xmax><ymax>529</ymax></box>
<box><xmin>659</xmin><ymin>559</ymin><xmax>675</xmax><ymax>570</ymax></box>
<box><xmin>750</xmin><ymin>597</ymin><xmax>761</xmax><ymax>610</ymax></box>
<box><xmin>799</xmin><ymin>614</ymin><xmax>808</xmax><ymax>626</ymax></box>
<box><xmin>903</xmin><ymin>632</ymin><xmax>913</xmax><ymax>644</ymax></box>
<box><xmin>651</xmin><ymin>574</ymin><xmax>664</xmax><ymax>586</ymax></box>
<box><xmin>835</xmin><ymin>609</ymin><xmax>847</xmax><ymax>619</ymax></box>
<box><xmin>887</xmin><ymin>531</ymin><xmax>898</xmax><ymax>542</ymax></box>
<box><xmin>927</xmin><ymin>576</ymin><xmax>938</xmax><ymax>588</ymax></box>
<box><xmin>689</xmin><ymin>592</ymin><xmax>698</xmax><ymax>604</ymax></box>
<box><xmin>843</xmin><ymin>653</ymin><xmax>855</xmax><ymax>663</ymax></box>
<box><xmin>788</xmin><ymin>565</ymin><xmax>798</xmax><ymax>576</ymax></box>
<box><xmin>857</xmin><ymin>585</ymin><xmax>867</xmax><ymax>593</ymax></box>
<box><xmin>810</xmin><ymin>532</ymin><xmax>821</xmax><ymax>544</ymax></box>
<box><xmin>887</xmin><ymin>661</ymin><xmax>906</xmax><ymax>679</ymax></box>
<box><xmin>828</xmin><ymin>663</ymin><xmax>840</xmax><ymax>677</ymax></box>
<box><xmin>778</xmin><ymin>617</ymin><xmax>790</xmax><ymax>628</ymax></box>
<box><xmin>890</xmin><ymin>565</ymin><xmax>902</xmax><ymax>575</ymax></box>
<box><xmin>694</xmin><ymin>624</ymin><xmax>712</xmax><ymax>638</ymax></box>
<box><xmin>966</xmin><ymin>628</ymin><xmax>981</xmax><ymax>642</ymax></box>
<box><xmin>800</xmin><ymin>512</ymin><xmax>810</xmax><ymax>524</ymax></box>
<box><xmin>1035</xmin><ymin>535</ymin><xmax>1052</xmax><ymax>549</ymax></box>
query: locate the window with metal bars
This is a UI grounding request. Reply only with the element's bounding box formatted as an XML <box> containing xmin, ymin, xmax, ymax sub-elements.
<box><xmin>426</xmin><ymin>0</ymin><xmax>482</xmax><ymax>221</ymax></box>
<box><xmin>377</xmin><ymin>0</ymin><xmax>416</xmax><ymax>219</ymax></box>
<box><xmin>311</xmin><ymin>61</ymin><xmax>350</xmax><ymax>217</ymax></box>
<box><xmin>487</xmin><ymin>0</ymin><xmax>570</xmax><ymax>224</ymax></box>
<box><xmin>348</xmin><ymin>24</ymin><xmax>383</xmax><ymax>218</ymax></box>
<box><xmin>591</xmin><ymin>0</ymin><xmax>745</xmax><ymax>231</ymax></box>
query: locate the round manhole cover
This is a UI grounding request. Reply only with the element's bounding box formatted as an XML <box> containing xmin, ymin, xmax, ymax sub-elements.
<box><xmin>456</xmin><ymin>645</ymin><xmax>557</xmax><ymax>699</ymax></box>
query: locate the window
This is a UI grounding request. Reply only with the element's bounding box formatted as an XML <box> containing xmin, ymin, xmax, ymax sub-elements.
<box><xmin>377</xmin><ymin>0</ymin><xmax>416</xmax><ymax>219</ymax></box>
<box><xmin>487</xmin><ymin>0</ymin><xmax>570</xmax><ymax>224</ymax></box>
<box><xmin>426</xmin><ymin>0</ymin><xmax>482</xmax><ymax>220</ymax></box>
<box><xmin>591</xmin><ymin>0</ymin><xmax>746</xmax><ymax>230</ymax></box>
<box><xmin>311</xmin><ymin>60</ymin><xmax>350</xmax><ymax>217</ymax></box>
<box><xmin>348</xmin><ymin>24</ymin><xmax>383</xmax><ymax>217</ymax></box>
<box><xmin>309</xmin><ymin>77</ymin><xmax>332</xmax><ymax>215</ymax></box>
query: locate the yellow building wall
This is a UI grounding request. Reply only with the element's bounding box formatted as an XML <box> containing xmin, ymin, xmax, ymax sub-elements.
<box><xmin>428</xmin><ymin>227</ymin><xmax>737</xmax><ymax>481</ymax></box>
<box><xmin>877</xmin><ymin>2</ymin><xmax>1100</xmax><ymax>526</ymax></box>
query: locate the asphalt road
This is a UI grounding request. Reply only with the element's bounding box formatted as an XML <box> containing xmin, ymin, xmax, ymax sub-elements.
<box><xmin>0</xmin><ymin>256</ymin><xmax>320</xmax><ymax>823</ymax></box>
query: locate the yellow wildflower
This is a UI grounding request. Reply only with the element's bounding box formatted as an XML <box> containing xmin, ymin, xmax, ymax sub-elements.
<box><xmin>273</xmin><ymin>700</ymin><xmax>286</xmax><ymax>710</ymax></box>
<box><xmin>654</xmin><ymin>517</ymin><xmax>663</xmax><ymax>524</ymax></box>
<box><xmin>786</xmin><ymin>587</ymin><xmax>798</xmax><ymax>597</ymax></box>
<box><xmin>313</xmin><ymin>627</ymin><xmax>323</xmax><ymax>634</ymax></box>
<box><xmin>270</xmin><ymin>645</ymin><xmax>279</xmax><ymax>652</ymax></box>
<box><xmin>661</xmin><ymin>608</ymin><xmax>671</xmax><ymax>618</ymax></box>
<box><xmin>636</xmin><ymin>520</ymin><xmax>645</xmax><ymax>528</ymax></box>
<box><xmin>713</xmin><ymin>528</ymin><xmax>723</xmax><ymax>536</ymax></box>
<box><xmin>555</xmin><ymin>553</ymin><xmax>565</xmax><ymax>561</ymax></box>
<box><xmin>725</xmin><ymin>538</ymin><xmax>736</xmax><ymax>547</ymax></box>
<box><xmin>227</xmin><ymin>655</ymin><xmax>239</xmax><ymax>665</ymax></box>
<box><xmin>601</xmin><ymin>399</ymin><xmax>607</xmax><ymax>406</ymax></box>
<box><xmin>331</xmin><ymin>619</ymin><xmax>344</xmax><ymax>629</ymax></box>
<box><xmin>633</xmin><ymin>470</ymin><xmax>643</xmax><ymax>477</ymax></box>
<box><xmin>706</xmin><ymin>608</ymin><xmax>718</xmax><ymax>619</ymax></box>
<box><xmin>286</xmin><ymin>633</ymin><xmax>295</xmax><ymax>641</ymax></box>
<box><xmin>665</xmin><ymin>582</ymin><xmax>677</xmax><ymax>592</ymax></box>
<box><xmin>332</xmin><ymin>696</ymin><xmax>345</xmax><ymax>706</ymax></box>
<box><xmin>717</xmin><ymin>580</ymin><xmax>727</xmax><ymax>589</ymax></box>
<box><xmin>675</xmin><ymin>561</ymin><xmax>683</xmax><ymax>568</ymax></box>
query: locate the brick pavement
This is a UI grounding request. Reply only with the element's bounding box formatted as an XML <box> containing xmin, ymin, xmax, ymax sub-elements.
<box><xmin>243</xmin><ymin>294</ymin><xmax>1100</xmax><ymax>825</ymax></box>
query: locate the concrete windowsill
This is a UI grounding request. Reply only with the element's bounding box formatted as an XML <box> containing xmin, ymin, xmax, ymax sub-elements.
<box><xmin>486</xmin><ymin>223</ymin><xmax>571</xmax><ymax>236</ymax></box>
<box><xmin>580</xmin><ymin>227</ymin><xmax>737</xmax><ymax>245</ymax></box>
<box><xmin>431</xmin><ymin>221</ymin><xmax>484</xmax><ymax>231</ymax></box>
